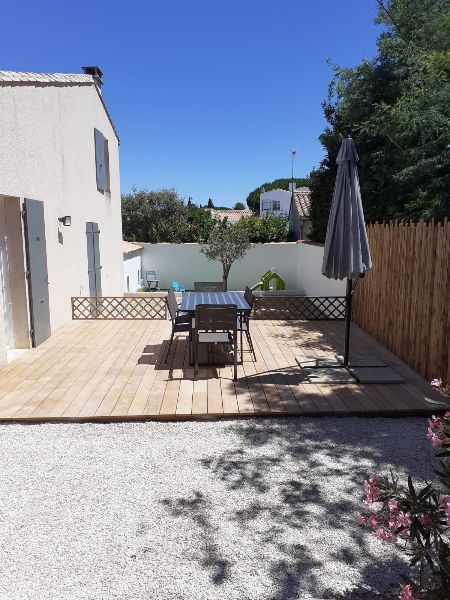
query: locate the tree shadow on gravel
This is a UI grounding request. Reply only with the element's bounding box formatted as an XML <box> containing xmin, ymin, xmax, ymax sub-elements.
<box><xmin>162</xmin><ymin>491</ymin><xmax>231</xmax><ymax>585</ymax></box>
<box><xmin>161</xmin><ymin>417</ymin><xmax>430</xmax><ymax>598</ymax></box>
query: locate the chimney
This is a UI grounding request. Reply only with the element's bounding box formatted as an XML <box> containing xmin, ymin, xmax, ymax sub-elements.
<box><xmin>82</xmin><ymin>66</ymin><xmax>103</xmax><ymax>92</ymax></box>
<box><xmin>288</xmin><ymin>182</ymin><xmax>296</xmax><ymax>192</ymax></box>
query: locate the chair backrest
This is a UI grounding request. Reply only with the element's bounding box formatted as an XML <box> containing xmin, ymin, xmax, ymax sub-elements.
<box><xmin>244</xmin><ymin>286</ymin><xmax>255</xmax><ymax>309</ymax></box>
<box><xmin>195</xmin><ymin>304</ymin><xmax>236</xmax><ymax>332</ymax></box>
<box><xmin>146</xmin><ymin>270</ymin><xmax>157</xmax><ymax>281</ymax></box>
<box><xmin>194</xmin><ymin>281</ymin><xmax>225</xmax><ymax>292</ymax></box>
<box><xmin>172</xmin><ymin>281</ymin><xmax>180</xmax><ymax>291</ymax></box>
<box><xmin>166</xmin><ymin>289</ymin><xmax>179</xmax><ymax>320</ymax></box>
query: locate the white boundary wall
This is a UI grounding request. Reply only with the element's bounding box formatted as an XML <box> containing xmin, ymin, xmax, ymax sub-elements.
<box><xmin>123</xmin><ymin>250</ymin><xmax>142</xmax><ymax>292</ymax></box>
<box><xmin>140</xmin><ymin>242</ymin><xmax>346</xmax><ymax>296</ymax></box>
<box><xmin>296</xmin><ymin>242</ymin><xmax>346</xmax><ymax>296</ymax></box>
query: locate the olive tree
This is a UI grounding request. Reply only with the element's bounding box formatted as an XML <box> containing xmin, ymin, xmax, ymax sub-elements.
<box><xmin>200</xmin><ymin>224</ymin><xmax>251</xmax><ymax>291</ymax></box>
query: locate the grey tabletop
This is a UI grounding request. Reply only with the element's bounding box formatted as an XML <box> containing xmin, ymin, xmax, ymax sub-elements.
<box><xmin>180</xmin><ymin>291</ymin><xmax>251</xmax><ymax>313</ymax></box>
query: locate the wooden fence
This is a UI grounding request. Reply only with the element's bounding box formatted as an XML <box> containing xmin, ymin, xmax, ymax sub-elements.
<box><xmin>352</xmin><ymin>220</ymin><xmax>450</xmax><ymax>383</ymax></box>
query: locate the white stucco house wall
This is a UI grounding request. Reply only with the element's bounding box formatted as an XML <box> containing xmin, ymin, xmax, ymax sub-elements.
<box><xmin>259</xmin><ymin>188</ymin><xmax>291</xmax><ymax>216</ymax></box>
<box><xmin>0</xmin><ymin>67</ymin><xmax>123</xmax><ymax>363</ymax></box>
<box><xmin>123</xmin><ymin>241</ymin><xmax>143</xmax><ymax>292</ymax></box>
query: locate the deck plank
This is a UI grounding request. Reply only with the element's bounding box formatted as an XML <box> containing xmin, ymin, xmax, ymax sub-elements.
<box><xmin>207</xmin><ymin>377</ymin><xmax>223</xmax><ymax>414</ymax></box>
<box><xmin>192</xmin><ymin>378</ymin><xmax>208</xmax><ymax>414</ymax></box>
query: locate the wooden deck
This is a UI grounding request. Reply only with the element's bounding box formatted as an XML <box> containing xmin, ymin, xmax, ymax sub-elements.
<box><xmin>0</xmin><ymin>319</ymin><xmax>442</xmax><ymax>422</ymax></box>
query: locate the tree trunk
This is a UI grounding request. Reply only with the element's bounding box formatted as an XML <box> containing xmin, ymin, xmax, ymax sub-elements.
<box><xmin>223</xmin><ymin>265</ymin><xmax>229</xmax><ymax>291</ymax></box>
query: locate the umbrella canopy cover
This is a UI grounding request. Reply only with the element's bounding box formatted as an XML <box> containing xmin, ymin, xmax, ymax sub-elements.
<box><xmin>322</xmin><ymin>137</ymin><xmax>372</xmax><ymax>280</ymax></box>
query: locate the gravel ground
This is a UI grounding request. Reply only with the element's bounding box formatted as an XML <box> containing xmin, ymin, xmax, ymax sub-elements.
<box><xmin>0</xmin><ymin>417</ymin><xmax>436</xmax><ymax>600</ymax></box>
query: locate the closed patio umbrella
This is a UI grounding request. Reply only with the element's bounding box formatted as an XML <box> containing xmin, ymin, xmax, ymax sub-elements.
<box><xmin>322</xmin><ymin>129</ymin><xmax>372</xmax><ymax>366</ymax></box>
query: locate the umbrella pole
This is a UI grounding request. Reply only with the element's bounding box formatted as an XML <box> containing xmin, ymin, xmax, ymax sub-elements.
<box><xmin>343</xmin><ymin>278</ymin><xmax>352</xmax><ymax>367</ymax></box>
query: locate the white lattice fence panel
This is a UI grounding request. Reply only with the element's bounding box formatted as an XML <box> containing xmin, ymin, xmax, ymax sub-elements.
<box><xmin>72</xmin><ymin>296</ymin><xmax>167</xmax><ymax>320</ymax></box>
<box><xmin>253</xmin><ymin>296</ymin><xmax>345</xmax><ymax>320</ymax></box>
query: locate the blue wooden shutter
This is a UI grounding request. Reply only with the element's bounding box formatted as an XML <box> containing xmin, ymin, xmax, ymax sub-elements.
<box><xmin>92</xmin><ymin>223</ymin><xmax>102</xmax><ymax>295</ymax></box>
<box><xmin>23</xmin><ymin>199</ymin><xmax>51</xmax><ymax>346</ymax></box>
<box><xmin>94</xmin><ymin>128</ymin><xmax>106</xmax><ymax>191</ymax></box>
<box><xmin>86</xmin><ymin>222</ymin><xmax>102</xmax><ymax>296</ymax></box>
<box><xmin>104</xmin><ymin>138</ymin><xmax>110</xmax><ymax>192</ymax></box>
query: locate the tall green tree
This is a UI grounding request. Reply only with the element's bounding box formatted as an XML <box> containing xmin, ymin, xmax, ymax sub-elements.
<box><xmin>121</xmin><ymin>188</ymin><xmax>217</xmax><ymax>243</ymax></box>
<box><xmin>246</xmin><ymin>178</ymin><xmax>310</xmax><ymax>213</ymax></box>
<box><xmin>186</xmin><ymin>204</ymin><xmax>216</xmax><ymax>242</ymax></box>
<box><xmin>309</xmin><ymin>0</ymin><xmax>450</xmax><ymax>242</ymax></box>
<box><xmin>233</xmin><ymin>202</ymin><xmax>246</xmax><ymax>210</ymax></box>
<box><xmin>235</xmin><ymin>214</ymin><xmax>289</xmax><ymax>243</ymax></box>
<box><xmin>121</xmin><ymin>188</ymin><xmax>189</xmax><ymax>242</ymax></box>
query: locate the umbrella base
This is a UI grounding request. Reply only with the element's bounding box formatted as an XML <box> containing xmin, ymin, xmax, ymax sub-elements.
<box><xmin>349</xmin><ymin>367</ymin><xmax>404</xmax><ymax>384</ymax></box>
<box><xmin>302</xmin><ymin>367</ymin><xmax>356</xmax><ymax>384</ymax></box>
<box><xmin>296</xmin><ymin>356</ymin><xmax>405</xmax><ymax>384</ymax></box>
<box><xmin>296</xmin><ymin>354</ymin><xmax>386</xmax><ymax>369</ymax></box>
<box><xmin>296</xmin><ymin>356</ymin><xmax>342</xmax><ymax>368</ymax></box>
<box><xmin>336</xmin><ymin>355</ymin><xmax>386</xmax><ymax>367</ymax></box>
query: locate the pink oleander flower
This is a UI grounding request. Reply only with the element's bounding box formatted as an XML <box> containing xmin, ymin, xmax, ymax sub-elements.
<box><xmin>431</xmin><ymin>378</ymin><xmax>450</xmax><ymax>397</ymax></box>
<box><xmin>430</xmin><ymin>415</ymin><xmax>445</xmax><ymax>431</ymax></box>
<box><xmin>364</xmin><ymin>478</ymin><xmax>380</xmax><ymax>505</ymax></box>
<box><xmin>427</xmin><ymin>427</ymin><xmax>444</xmax><ymax>446</ymax></box>
<box><xmin>368</xmin><ymin>511</ymin><xmax>380</xmax><ymax>530</ymax></box>
<box><xmin>399</xmin><ymin>583</ymin><xmax>415</xmax><ymax>600</ymax></box>
<box><xmin>397</xmin><ymin>511</ymin><xmax>411</xmax><ymax>527</ymax></box>
<box><xmin>374</xmin><ymin>527</ymin><xmax>397</xmax><ymax>542</ymax></box>
<box><xmin>418</xmin><ymin>512</ymin><xmax>432</xmax><ymax>526</ymax></box>
<box><xmin>388</xmin><ymin>516</ymin><xmax>410</xmax><ymax>537</ymax></box>
<box><xmin>445</xmin><ymin>411</ymin><xmax>450</xmax><ymax>418</ymax></box>
<box><xmin>357</xmin><ymin>514</ymin><xmax>368</xmax><ymax>526</ymax></box>
<box><xmin>440</xmin><ymin>495</ymin><xmax>450</xmax><ymax>525</ymax></box>
<box><xmin>388</xmin><ymin>518</ymin><xmax>399</xmax><ymax>531</ymax></box>
<box><xmin>388</xmin><ymin>498</ymin><xmax>399</xmax><ymax>514</ymax></box>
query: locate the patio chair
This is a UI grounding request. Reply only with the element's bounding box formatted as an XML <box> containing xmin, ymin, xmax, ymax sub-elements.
<box><xmin>237</xmin><ymin>286</ymin><xmax>256</xmax><ymax>361</ymax></box>
<box><xmin>193</xmin><ymin>304</ymin><xmax>237</xmax><ymax>380</ymax></box>
<box><xmin>145</xmin><ymin>270</ymin><xmax>160</xmax><ymax>290</ymax></box>
<box><xmin>194</xmin><ymin>281</ymin><xmax>225</xmax><ymax>292</ymax></box>
<box><xmin>165</xmin><ymin>289</ymin><xmax>192</xmax><ymax>362</ymax></box>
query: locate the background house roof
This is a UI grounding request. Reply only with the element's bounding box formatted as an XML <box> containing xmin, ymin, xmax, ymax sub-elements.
<box><xmin>210</xmin><ymin>209</ymin><xmax>253</xmax><ymax>224</ymax></box>
<box><xmin>0</xmin><ymin>70</ymin><xmax>119</xmax><ymax>141</ymax></box>
<box><xmin>260</xmin><ymin>188</ymin><xmax>290</xmax><ymax>195</ymax></box>
<box><xmin>122</xmin><ymin>241</ymin><xmax>144</xmax><ymax>254</ymax></box>
<box><xmin>292</xmin><ymin>188</ymin><xmax>311</xmax><ymax>220</ymax></box>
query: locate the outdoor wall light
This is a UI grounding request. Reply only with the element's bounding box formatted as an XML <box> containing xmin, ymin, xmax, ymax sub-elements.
<box><xmin>58</xmin><ymin>216</ymin><xmax>72</xmax><ymax>227</ymax></box>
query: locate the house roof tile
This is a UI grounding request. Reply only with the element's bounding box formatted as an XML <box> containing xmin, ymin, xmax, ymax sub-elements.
<box><xmin>210</xmin><ymin>209</ymin><xmax>253</xmax><ymax>224</ymax></box>
<box><xmin>122</xmin><ymin>241</ymin><xmax>144</xmax><ymax>254</ymax></box>
<box><xmin>292</xmin><ymin>188</ymin><xmax>311</xmax><ymax>220</ymax></box>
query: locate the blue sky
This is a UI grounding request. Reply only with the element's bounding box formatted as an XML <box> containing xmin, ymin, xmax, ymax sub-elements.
<box><xmin>4</xmin><ymin>0</ymin><xmax>380</xmax><ymax>207</ymax></box>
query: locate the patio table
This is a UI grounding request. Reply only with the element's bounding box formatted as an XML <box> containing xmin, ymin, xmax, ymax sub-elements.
<box><xmin>179</xmin><ymin>291</ymin><xmax>251</xmax><ymax>314</ymax></box>
<box><xmin>180</xmin><ymin>291</ymin><xmax>251</xmax><ymax>366</ymax></box>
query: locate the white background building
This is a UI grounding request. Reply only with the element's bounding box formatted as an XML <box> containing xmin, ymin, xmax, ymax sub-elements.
<box><xmin>259</xmin><ymin>188</ymin><xmax>292</xmax><ymax>216</ymax></box>
<box><xmin>123</xmin><ymin>241</ymin><xmax>143</xmax><ymax>292</ymax></box>
<box><xmin>0</xmin><ymin>67</ymin><xmax>123</xmax><ymax>363</ymax></box>
<box><xmin>260</xmin><ymin>184</ymin><xmax>312</xmax><ymax>240</ymax></box>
